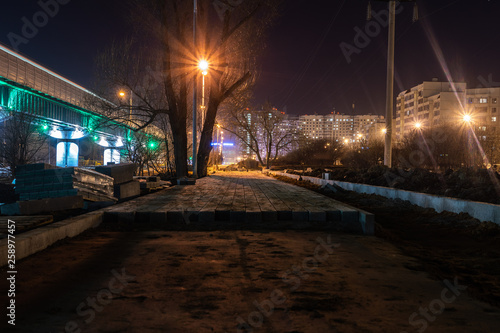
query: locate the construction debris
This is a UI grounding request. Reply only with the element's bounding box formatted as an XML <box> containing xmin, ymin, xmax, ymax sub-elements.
<box><xmin>15</xmin><ymin>163</ymin><xmax>116</xmax><ymax>202</ymax></box>
<box><xmin>95</xmin><ymin>164</ymin><xmax>140</xmax><ymax>200</ymax></box>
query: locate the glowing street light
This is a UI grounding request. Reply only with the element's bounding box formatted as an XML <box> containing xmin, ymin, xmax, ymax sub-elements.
<box><xmin>118</xmin><ymin>90</ymin><xmax>132</xmax><ymax>124</ymax></box>
<box><xmin>198</xmin><ymin>60</ymin><xmax>209</xmax><ymax>76</ymax></box>
<box><xmin>415</xmin><ymin>122</ymin><xmax>422</xmax><ymax>129</ymax></box>
<box><xmin>463</xmin><ymin>115</ymin><xmax>472</xmax><ymax>123</ymax></box>
<box><xmin>192</xmin><ymin>57</ymin><xmax>210</xmax><ymax>178</ymax></box>
<box><xmin>199</xmin><ymin>59</ymin><xmax>209</xmax><ymax>136</ymax></box>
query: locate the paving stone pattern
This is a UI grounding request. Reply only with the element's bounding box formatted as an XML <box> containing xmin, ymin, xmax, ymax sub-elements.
<box><xmin>105</xmin><ymin>172</ymin><xmax>362</xmax><ymax>226</ymax></box>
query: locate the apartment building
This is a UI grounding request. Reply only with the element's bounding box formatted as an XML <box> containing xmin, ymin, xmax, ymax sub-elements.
<box><xmin>298</xmin><ymin>113</ymin><xmax>384</xmax><ymax>142</ymax></box>
<box><xmin>395</xmin><ymin>79</ymin><xmax>500</xmax><ymax>140</ymax></box>
<box><xmin>356</xmin><ymin>114</ymin><xmax>386</xmax><ymax>140</ymax></box>
<box><xmin>465</xmin><ymin>87</ymin><xmax>499</xmax><ymax>128</ymax></box>
<box><xmin>395</xmin><ymin>79</ymin><xmax>467</xmax><ymax>140</ymax></box>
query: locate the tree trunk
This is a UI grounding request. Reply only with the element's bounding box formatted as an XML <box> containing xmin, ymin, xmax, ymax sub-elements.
<box><xmin>197</xmin><ymin>128</ymin><xmax>214</xmax><ymax>178</ymax></box>
<box><xmin>197</xmin><ymin>97</ymin><xmax>220</xmax><ymax>178</ymax></box>
<box><xmin>171</xmin><ymin>116</ymin><xmax>188</xmax><ymax>178</ymax></box>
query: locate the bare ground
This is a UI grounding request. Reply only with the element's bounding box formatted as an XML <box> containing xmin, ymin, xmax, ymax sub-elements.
<box><xmin>1</xmin><ymin>176</ymin><xmax>500</xmax><ymax>332</ymax></box>
<box><xmin>275</xmin><ymin>175</ymin><xmax>500</xmax><ymax>308</ymax></box>
<box><xmin>1</xmin><ymin>227</ymin><xmax>499</xmax><ymax>333</ymax></box>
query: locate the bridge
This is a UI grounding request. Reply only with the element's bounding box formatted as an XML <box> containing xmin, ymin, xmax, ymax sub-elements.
<box><xmin>0</xmin><ymin>43</ymin><xmax>134</xmax><ymax>168</ymax></box>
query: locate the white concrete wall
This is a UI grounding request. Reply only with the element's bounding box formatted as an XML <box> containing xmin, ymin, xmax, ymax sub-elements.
<box><xmin>268</xmin><ymin>171</ymin><xmax>500</xmax><ymax>225</ymax></box>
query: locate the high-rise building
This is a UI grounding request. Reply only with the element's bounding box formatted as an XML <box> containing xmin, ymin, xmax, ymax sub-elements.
<box><xmin>395</xmin><ymin>78</ymin><xmax>467</xmax><ymax>140</ymax></box>
<box><xmin>465</xmin><ymin>87</ymin><xmax>499</xmax><ymax>128</ymax></box>
<box><xmin>298</xmin><ymin>113</ymin><xmax>384</xmax><ymax>143</ymax></box>
<box><xmin>395</xmin><ymin>79</ymin><xmax>500</xmax><ymax>140</ymax></box>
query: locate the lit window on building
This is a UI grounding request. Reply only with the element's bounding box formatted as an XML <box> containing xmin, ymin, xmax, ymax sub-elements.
<box><xmin>480</xmin><ymin>98</ymin><xmax>488</xmax><ymax>104</ymax></box>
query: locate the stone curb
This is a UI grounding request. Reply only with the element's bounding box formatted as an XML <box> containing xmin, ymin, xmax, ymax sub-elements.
<box><xmin>0</xmin><ymin>211</ymin><xmax>104</xmax><ymax>267</ymax></box>
<box><xmin>268</xmin><ymin>171</ymin><xmax>500</xmax><ymax>225</ymax></box>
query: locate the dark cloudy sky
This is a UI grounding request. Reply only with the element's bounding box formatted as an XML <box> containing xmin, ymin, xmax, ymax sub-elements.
<box><xmin>1</xmin><ymin>0</ymin><xmax>499</xmax><ymax>117</ymax></box>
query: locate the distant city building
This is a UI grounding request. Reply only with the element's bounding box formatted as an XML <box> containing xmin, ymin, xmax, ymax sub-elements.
<box><xmin>355</xmin><ymin>114</ymin><xmax>386</xmax><ymax>141</ymax></box>
<box><xmin>298</xmin><ymin>113</ymin><xmax>384</xmax><ymax>143</ymax></box>
<box><xmin>395</xmin><ymin>79</ymin><xmax>499</xmax><ymax>140</ymax></box>
<box><xmin>465</xmin><ymin>87</ymin><xmax>499</xmax><ymax>129</ymax></box>
<box><xmin>240</xmin><ymin>107</ymin><xmax>299</xmax><ymax>160</ymax></box>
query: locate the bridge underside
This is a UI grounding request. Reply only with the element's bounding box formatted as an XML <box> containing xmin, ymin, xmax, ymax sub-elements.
<box><xmin>0</xmin><ymin>77</ymin><xmax>128</xmax><ymax>168</ymax></box>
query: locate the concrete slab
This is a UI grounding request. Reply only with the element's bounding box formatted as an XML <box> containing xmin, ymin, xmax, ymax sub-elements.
<box><xmin>114</xmin><ymin>180</ymin><xmax>140</xmax><ymax>200</ymax></box>
<box><xmin>18</xmin><ymin>195</ymin><xmax>84</xmax><ymax>215</ymax></box>
<box><xmin>95</xmin><ymin>163</ymin><xmax>136</xmax><ymax>185</ymax></box>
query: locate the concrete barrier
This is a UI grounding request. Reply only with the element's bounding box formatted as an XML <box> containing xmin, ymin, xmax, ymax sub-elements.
<box><xmin>264</xmin><ymin>170</ymin><xmax>375</xmax><ymax>235</ymax></box>
<box><xmin>268</xmin><ymin>171</ymin><xmax>500</xmax><ymax>225</ymax></box>
<box><xmin>0</xmin><ymin>211</ymin><xmax>104</xmax><ymax>267</ymax></box>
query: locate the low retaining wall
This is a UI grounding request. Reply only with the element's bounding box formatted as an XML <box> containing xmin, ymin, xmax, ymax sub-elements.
<box><xmin>268</xmin><ymin>171</ymin><xmax>500</xmax><ymax>225</ymax></box>
<box><xmin>0</xmin><ymin>211</ymin><xmax>104</xmax><ymax>267</ymax></box>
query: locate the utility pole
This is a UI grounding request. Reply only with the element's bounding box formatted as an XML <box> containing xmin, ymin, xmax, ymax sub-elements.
<box><xmin>192</xmin><ymin>0</ymin><xmax>198</xmax><ymax>178</ymax></box>
<box><xmin>368</xmin><ymin>0</ymin><xmax>417</xmax><ymax>167</ymax></box>
<box><xmin>384</xmin><ymin>1</ymin><xmax>395</xmax><ymax>167</ymax></box>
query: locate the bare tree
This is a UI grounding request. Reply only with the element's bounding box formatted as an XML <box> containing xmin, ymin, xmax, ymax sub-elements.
<box><xmin>122</xmin><ymin>130</ymin><xmax>162</xmax><ymax>176</ymax></box>
<box><xmin>150</xmin><ymin>114</ymin><xmax>175</xmax><ymax>176</ymax></box>
<box><xmin>92</xmin><ymin>0</ymin><xmax>281</xmax><ymax>179</ymax></box>
<box><xmin>476</xmin><ymin>126</ymin><xmax>500</xmax><ymax>168</ymax></box>
<box><xmin>223</xmin><ymin>102</ymin><xmax>299</xmax><ymax>168</ymax></box>
<box><xmin>394</xmin><ymin>125</ymin><xmax>470</xmax><ymax>170</ymax></box>
<box><xmin>341</xmin><ymin>139</ymin><xmax>383</xmax><ymax>169</ymax></box>
<box><xmin>281</xmin><ymin>139</ymin><xmax>343</xmax><ymax>167</ymax></box>
<box><xmin>0</xmin><ymin>110</ymin><xmax>47</xmax><ymax>177</ymax></box>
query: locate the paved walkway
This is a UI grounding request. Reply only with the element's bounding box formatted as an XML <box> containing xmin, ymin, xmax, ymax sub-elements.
<box><xmin>3</xmin><ymin>230</ymin><xmax>499</xmax><ymax>332</ymax></box>
<box><xmin>105</xmin><ymin>171</ymin><xmax>372</xmax><ymax>232</ymax></box>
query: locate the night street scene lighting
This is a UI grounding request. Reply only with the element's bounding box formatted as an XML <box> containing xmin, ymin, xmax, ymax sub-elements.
<box><xmin>0</xmin><ymin>1</ymin><xmax>499</xmax><ymax>332</ymax></box>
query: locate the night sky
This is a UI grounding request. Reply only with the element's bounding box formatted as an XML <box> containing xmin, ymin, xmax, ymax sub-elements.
<box><xmin>0</xmin><ymin>0</ymin><xmax>499</xmax><ymax>117</ymax></box>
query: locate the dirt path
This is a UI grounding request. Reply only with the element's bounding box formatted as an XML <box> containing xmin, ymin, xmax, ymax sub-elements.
<box><xmin>1</xmin><ymin>228</ymin><xmax>499</xmax><ymax>333</ymax></box>
<box><xmin>274</xmin><ymin>175</ymin><xmax>500</xmax><ymax>307</ymax></box>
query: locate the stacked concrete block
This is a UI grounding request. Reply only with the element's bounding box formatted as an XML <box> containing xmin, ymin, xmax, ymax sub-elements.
<box><xmin>15</xmin><ymin>164</ymin><xmax>116</xmax><ymax>202</ymax></box>
<box><xmin>17</xmin><ymin>196</ymin><xmax>85</xmax><ymax>215</ymax></box>
<box><xmin>95</xmin><ymin>164</ymin><xmax>139</xmax><ymax>200</ymax></box>
<box><xmin>133</xmin><ymin>176</ymin><xmax>162</xmax><ymax>189</ymax></box>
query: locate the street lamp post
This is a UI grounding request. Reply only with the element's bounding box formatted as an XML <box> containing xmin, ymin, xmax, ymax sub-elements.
<box><xmin>199</xmin><ymin>60</ymin><xmax>209</xmax><ymax>136</ymax></box>
<box><xmin>192</xmin><ymin>0</ymin><xmax>198</xmax><ymax>179</ymax></box>
<box><xmin>119</xmin><ymin>90</ymin><xmax>132</xmax><ymax>126</ymax></box>
<box><xmin>215</xmin><ymin>124</ymin><xmax>220</xmax><ymax>170</ymax></box>
<box><xmin>220</xmin><ymin>131</ymin><xmax>224</xmax><ymax>166</ymax></box>
<box><xmin>119</xmin><ymin>89</ymin><xmax>132</xmax><ymax>142</ymax></box>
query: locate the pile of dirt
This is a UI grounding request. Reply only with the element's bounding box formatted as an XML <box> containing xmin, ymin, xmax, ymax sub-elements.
<box><xmin>274</xmin><ymin>174</ymin><xmax>500</xmax><ymax>307</ymax></box>
<box><xmin>287</xmin><ymin>166</ymin><xmax>500</xmax><ymax>204</ymax></box>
